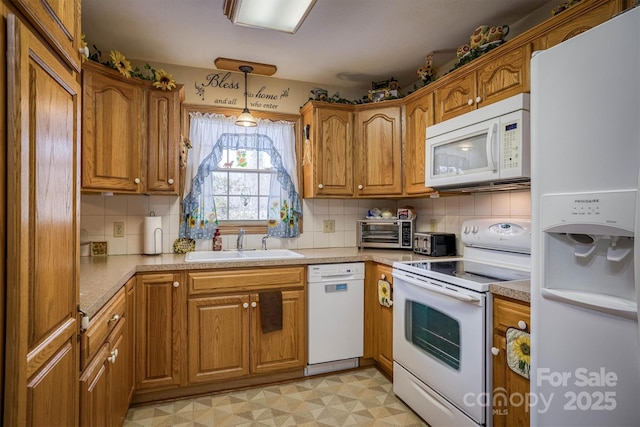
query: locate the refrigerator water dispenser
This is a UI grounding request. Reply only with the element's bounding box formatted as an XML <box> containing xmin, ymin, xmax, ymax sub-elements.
<box><xmin>540</xmin><ymin>191</ymin><xmax>637</xmax><ymax>319</ymax></box>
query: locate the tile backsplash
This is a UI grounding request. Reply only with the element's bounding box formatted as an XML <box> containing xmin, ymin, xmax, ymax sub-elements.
<box><xmin>80</xmin><ymin>190</ymin><xmax>530</xmax><ymax>255</ymax></box>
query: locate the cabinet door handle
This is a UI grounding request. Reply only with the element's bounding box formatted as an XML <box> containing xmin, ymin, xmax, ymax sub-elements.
<box><xmin>318</xmin><ymin>184</ymin><xmax>323</xmax><ymax>189</ymax></box>
<box><xmin>108</xmin><ymin>349</ymin><xmax>118</xmax><ymax>364</ymax></box>
<box><xmin>251</xmin><ymin>301</ymin><xmax>257</xmax><ymax>308</ymax></box>
<box><xmin>168</xmin><ymin>178</ymin><xmax>174</xmax><ymax>185</ymax></box>
<box><xmin>134</xmin><ymin>178</ymin><xmax>141</xmax><ymax>184</ymax></box>
<box><xmin>358</xmin><ymin>184</ymin><xmax>363</xmax><ymax>190</ymax></box>
<box><xmin>518</xmin><ymin>320</ymin><xmax>527</xmax><ymax>330</ymax></box>
<box><xmin>467</xmin><ymin>99</ymin><xmax>473</xmax><ymax>106</ymax></box>
<box><xmin>491</xmin><ymin>347</ymin><xmax>500</xmax><ymax>356</ymax></box>
<box><xmin>243</xmin><ymin>302</ymin><xmax>249</xmax><ymax>309</ymax></box>
<box><xmin>173</xmin><ymin>281</ymin><xmax>180</xmax><ymax>288</ymax></box>
<box><xmin>381</xmin><ymin>274</ymin><xmax>386</xmax><ymax>280</ymax></box>
<box><xmin>107</xmin><ymin>314</ymin><xmax>120</xmax><ymax>325</ymax></box>
<box><xmin>475</xmin><ymin>96</ymin><xmax>482</xmax><ymax>104</ymax></box>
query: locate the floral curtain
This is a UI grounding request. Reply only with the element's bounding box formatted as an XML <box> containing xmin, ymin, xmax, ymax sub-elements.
<box><xmin>180</xmin><ymin>112</ymin><xmax>302</xmax><ymax>240</ymax></box>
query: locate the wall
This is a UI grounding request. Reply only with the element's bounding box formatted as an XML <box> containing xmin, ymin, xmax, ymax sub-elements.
<box><xmin>80</xmin><ymin>190</ymin><xmax>529</xmax><ymax>255</ymax></box>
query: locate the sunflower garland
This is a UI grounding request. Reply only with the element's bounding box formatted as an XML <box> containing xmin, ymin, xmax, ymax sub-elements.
<box><xmin>84</xmin><ymin>36</ymin><xmax>177</xmax><ymax>91</ymax></box>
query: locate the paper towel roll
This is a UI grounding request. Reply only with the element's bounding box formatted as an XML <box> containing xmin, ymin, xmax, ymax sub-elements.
<box><xmin>143</xmin><ymin>216</ymin><xmax>163</xmax><ymax>255</ymax></box>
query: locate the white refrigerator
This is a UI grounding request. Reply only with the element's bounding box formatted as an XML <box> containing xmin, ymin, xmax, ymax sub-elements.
<box><xmin>531</xmin><ymin>6</ymin><xmax>640</xmax><ymax>426</ymax></box>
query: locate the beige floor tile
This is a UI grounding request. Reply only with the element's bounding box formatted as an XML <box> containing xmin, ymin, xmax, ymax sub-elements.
<box><xmin>124</xmin><ymin>368</ymin><xmax>427</xmax><ymax>426</ymax></box>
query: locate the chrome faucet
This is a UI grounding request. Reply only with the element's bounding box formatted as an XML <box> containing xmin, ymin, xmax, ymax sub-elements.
<box><xmin>237</xmin><ymin>228</ymin><xmax>246</xmax><ymax>250</ymax></box>
<box><xmin>261</xmin><ymin>235</ymin><xmax>269</xmax><ymax>250</ymax></box>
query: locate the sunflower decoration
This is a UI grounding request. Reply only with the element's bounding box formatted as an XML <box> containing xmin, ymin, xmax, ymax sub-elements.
<box><xmin>109</xmin><ymin>50</ymin><xmax>132</xmax><ymax>78</ymax></box>
<box><xmin>153</xmin><ymin>69</ymin><xmax>177</xmax><ymax>91</ymax></box>
<box><xmin>506</xmin><ymin>328</ymin><xmax>531</xmax><ymax>379</ymax></box>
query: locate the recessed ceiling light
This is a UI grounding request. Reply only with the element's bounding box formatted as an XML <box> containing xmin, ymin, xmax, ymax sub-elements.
<box><xmin>224</xmin><ymin>0</ymin><xmax>316</xmax><ymax>34</ymax></box>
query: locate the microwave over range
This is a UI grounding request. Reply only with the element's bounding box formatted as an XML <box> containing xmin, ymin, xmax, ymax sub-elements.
<box><xmin>357</xmin><ymin>219</ymin><xmax>414</xmax><ymax>250</ymax></box>
<box><xmin>426</xmin><ymin>93</ymin><xmax>530</xmax><ymax>190</ymax></box>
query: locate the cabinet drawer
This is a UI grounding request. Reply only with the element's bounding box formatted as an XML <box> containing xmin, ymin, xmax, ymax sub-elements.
<box><xmin>493</xmin><ymin>295</ymin><xmax>530</xmax><ymax>335</ymax></box>
<box><xmin>81</xmin><ymin>287</ymin><xmax>126</xmax><ymax>369</ymax></box>
<box><xmin>188</xmin><ymin>266</ymin><xmax>305</xmax><ymax>295</ymax></box>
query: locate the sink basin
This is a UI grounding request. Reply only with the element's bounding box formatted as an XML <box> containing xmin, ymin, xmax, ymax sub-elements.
<box><xmin>184</xmin><ymin>249</ymin><xmax>305</xmax><ymax>262</ymax></box>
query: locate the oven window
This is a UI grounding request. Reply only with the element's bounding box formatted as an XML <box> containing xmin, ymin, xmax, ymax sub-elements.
<box><xmin>406</xmin><ymin>301</ymin><xmax>461</xmax><ymax>370</ymax></box>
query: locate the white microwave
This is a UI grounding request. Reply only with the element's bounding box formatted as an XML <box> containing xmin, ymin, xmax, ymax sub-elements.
<box><xmin>426</xmin><ymin>93</ymin><xmax>530</xmax><ymax>190</ymax></box>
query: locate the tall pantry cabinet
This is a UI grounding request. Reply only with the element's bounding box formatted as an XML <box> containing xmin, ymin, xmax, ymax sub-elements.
<box><xmin>3</xmin><ymin>0</ymin><xmax>82</xmax><ymax>425</ymax></box>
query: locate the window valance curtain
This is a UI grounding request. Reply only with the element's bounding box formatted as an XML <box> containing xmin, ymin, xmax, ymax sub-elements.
<box><xmin>180</xmin><ymin>112</ymin><xmax>302</xmax><ymax>240</ymax></box>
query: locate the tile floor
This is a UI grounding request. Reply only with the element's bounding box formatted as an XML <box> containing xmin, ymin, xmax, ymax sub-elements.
<box><xmin>124</xmin><ymin>367</ymin><xmax>428</xmax><ymax>426</ymax></box>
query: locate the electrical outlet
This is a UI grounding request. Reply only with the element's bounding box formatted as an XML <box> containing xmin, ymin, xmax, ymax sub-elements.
<box><xmin>113</xmin><ymin>222</ymin><xmax>125</xmax><ymax>237</ymax></box>
<box><xmin>323</xmin><ymin>219</ymin><xmax>335</xmax><ymax>233</ymax></box>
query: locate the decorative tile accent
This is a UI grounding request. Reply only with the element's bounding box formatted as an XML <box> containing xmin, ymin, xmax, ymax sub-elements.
<box><xmin>124</xmin><ymin>368</ymin><xmax>427</xmax><ymax>426</ymax></box>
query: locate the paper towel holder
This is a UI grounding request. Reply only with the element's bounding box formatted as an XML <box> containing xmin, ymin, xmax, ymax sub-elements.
<box><xmin>143</xmin><ymin>211</ymin><xmax>163</xmax><ymax>256</ymax></box>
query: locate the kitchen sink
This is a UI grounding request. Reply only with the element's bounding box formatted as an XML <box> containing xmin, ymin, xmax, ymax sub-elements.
<box><xmin>184</xmin><ymin>249</ymin><xmax>305</xmax><ymax>262</ymax></box>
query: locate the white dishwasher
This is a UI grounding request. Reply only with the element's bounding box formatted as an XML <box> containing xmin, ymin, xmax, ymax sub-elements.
<box><xmin>305</xmin><ymin>262</ymin><xmax>365</xmax><ymax>376</ymax></box>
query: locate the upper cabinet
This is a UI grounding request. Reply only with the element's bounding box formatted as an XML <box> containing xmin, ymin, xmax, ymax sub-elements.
<box><xmin>403</xmin><ymin>90</ymin><xmax>435</xmax><ymax>195</ymax></box>
<box><xmin>301</xmin><ymin>102</ymin><xmax>354</xmax><ymax>197</ymax></box>
<box><xmin>81</xmin><ymin>61</ymin><xmax>184</xmax><ymax>194</ymax></box>
<box><xmin>355</xmin><ymin>105</ymin><xmax>403</xmax><ymax>196</ymax></box>
<box><xmin>301</xmin><ymin>100</ymin><xmax>404</xmax><ymax>198</ymax></box>
<box><xmin>533</xmin><ymin>0</ymin><xmax>625</xmax><ymax>49</ymax></box>
<box><xmin>10</xmin><ymin>0</ymin><xmax>82</xmax><ymax>72</ymax></box>
<box><xmin>435</xmin><ymin>44</ymin><xmax>530</xmax><ymax>123</ymax></box>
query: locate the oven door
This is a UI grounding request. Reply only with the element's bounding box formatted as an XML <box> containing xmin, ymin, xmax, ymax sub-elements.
<box><xmin>426</xmin><ymin>118</ymin><xmax>500</xmax><ymax>188</ymax></box>
<box><xmin>392</xmin><ymin>269</ymin><xmax>487</xmax><ymax>424</ymax></box>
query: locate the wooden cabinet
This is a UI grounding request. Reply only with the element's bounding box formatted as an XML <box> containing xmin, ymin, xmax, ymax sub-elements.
<box><xmin>79</xmin><ymin>280</ymin><xmax>134</xmax><ymax>427</ymax></box>
<box><xmin>364</xmin><ymin>263</ymin><xmax>394</xmax><ymax>377</ymax></box>
<box><xmin>301</xmin><ymin>100</ymin><xmax>403</xmax><ymax>198</ymax></box>
<box><xmin>301</xmin><ymin>102</ymin><xmax>354</xmax><ymax>197</ymax></box>
<box><xmin>435</xmin><ymin>44</ymin><xmax>530</xmax><ymax>123</ymax></box>
<box><xmin>5</xmin><ymin>14</ymin><xmax>81</xmax><ymax>427</ymax></box>
<box><xmin>492</xmin><ymin>295</ymin><xmax>531</xmax><ymax>427</ymax></box>
<box><xmin>186</xmin><ymin>267</ymin><xmax>306</xmax><ymax>384</ymax></box>
<box><xmin>82</xmin><ymin>60</ymin><xmax>184</xmax><ymax>194</ymax></box>
<box><xmin>135</xmin><ymin>272</ymin><xmax>186</xmax><ymax>391</ymax></box>
<box><xmin>355</xmin><ymin>105</ymin><xmax>403</xmax><ymax>196</ymax></box>
<box><xmin>9</xmin><ymin>0</ymin><xmax>82</xmax><ymax>72</ymax></box>
<box><xmin>403</xmin><ymin>91</ymin><xmax>436</xmax><ymax>195</ymax></box>
<box><xmin>533</xmin><ymin>0</ymin><xmax>624</xmax><ymax>50</ymax></box>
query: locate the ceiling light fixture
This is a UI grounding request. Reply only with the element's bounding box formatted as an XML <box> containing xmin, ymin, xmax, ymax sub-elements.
<box><xmin>236</xmin><ymin>65</ymin><xmax>258</xmax><ymax>127</ymax></box>
<box><xmin>224</xmin><ymin>0</ymin><xmax>316</xmax><ymax>34</ymax></box>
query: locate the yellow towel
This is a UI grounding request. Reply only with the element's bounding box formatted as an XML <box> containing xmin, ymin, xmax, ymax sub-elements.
<box><xmin>378</xmin><ymin>279</ymin><xmax>392</xmax><ymax>307</ymax></box>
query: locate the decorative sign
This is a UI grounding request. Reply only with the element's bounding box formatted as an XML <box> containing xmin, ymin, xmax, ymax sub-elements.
<box><xmin>133</xmin><ymin>60</ymin><xmax>366</xmax><ymax>114</ymax></box>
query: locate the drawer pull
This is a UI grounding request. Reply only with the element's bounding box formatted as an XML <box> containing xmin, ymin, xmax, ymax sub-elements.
<box><xmin>173</xmin><ymin>281</ymin><xmax>180</xmax><ymax>288</ymax></box>
<box><xmin>108</xmin><ymin>349</ymin><xmax>118</xmax><ymax>364</ymax></box>
<box><xmin>107</xmin><ymin>314</ymin><xmax>120</xmax><ymax>325</ymax></box>
<box><xmin>491</xmin><ymin>347</ymin><xmax>500</xmax><ymax>356</ymax></box>
<box><xmin>518</xmin><ymin>320</ymin><xmax>527</xmax><ymax>330</ymax></box>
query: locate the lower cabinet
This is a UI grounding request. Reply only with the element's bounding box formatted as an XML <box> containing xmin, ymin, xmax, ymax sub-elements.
<box><xmin>79</xmin><ymin>279</ymin><xmax>134</xmax><ymax>426</ymax></box>
<box><xmin>187</xmin><ymin>267</ymin><xmax>306</xmax><ymax>385</ymax></box>
<box><xmin>135</xmin><ymin>272</ymin><xmax>186</xmax><ymax>391</ymax></box>
<box><xmin>492</xmin><ymin>295</ymin><xmax>531</xmax><ymax>427</ymax></box>
<box><xmin>364</xmin><ymin>262</ymin><xmax>394</xmax><ymax>377</ymax></box>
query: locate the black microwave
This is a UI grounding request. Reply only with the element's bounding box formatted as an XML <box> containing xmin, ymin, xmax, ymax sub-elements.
<box><xmin>357</xmin><ymin>219</ymin><xmax>414</xmax><ymax>250</ymax></box>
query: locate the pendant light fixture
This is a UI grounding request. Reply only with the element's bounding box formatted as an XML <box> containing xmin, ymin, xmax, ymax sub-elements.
<box><xmin>236</xmin><ymin>65</ymin><xmax>258</xmax><ymax>127</ymax></box>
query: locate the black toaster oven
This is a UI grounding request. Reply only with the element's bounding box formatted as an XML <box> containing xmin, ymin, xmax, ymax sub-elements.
<box><xmin>413</xmin><ymin>232</ymin><xmax>456</xmax><ymax>256</ymax></box>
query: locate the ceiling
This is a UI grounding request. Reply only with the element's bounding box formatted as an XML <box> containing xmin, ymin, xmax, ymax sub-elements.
<box><xmin>82</xmin><ymin>0</ymin><xmax>552</xmax><ymax>90</ymax></box>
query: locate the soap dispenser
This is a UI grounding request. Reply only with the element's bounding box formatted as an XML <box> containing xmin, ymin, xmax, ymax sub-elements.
<box><xmin>212</xmin><ymin>229</ymin><xmax>222</xmax><ymax>251</ymax></box>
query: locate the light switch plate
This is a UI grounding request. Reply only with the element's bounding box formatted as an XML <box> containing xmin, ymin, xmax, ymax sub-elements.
<box><xmin>113</xmin><ymin>221</ymin><xmax>125</xmax><ymax>237</ymax></box>
<box><xmin>323</xmin><ymin>219</ymin><xmax>335</xmax><ymax>233</ymax></box>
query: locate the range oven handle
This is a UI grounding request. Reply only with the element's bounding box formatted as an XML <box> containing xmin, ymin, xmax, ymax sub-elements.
<box><xmin>396</xmin><ymin>272</ymin><xmax>482</xmax><ymax>304</ymax></box>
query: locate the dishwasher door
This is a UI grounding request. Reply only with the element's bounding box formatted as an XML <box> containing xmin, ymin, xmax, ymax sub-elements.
<box><xmin>307</xmin><ymin>263</ymin><xmax>365</xmax><ymax>366</ymax></box>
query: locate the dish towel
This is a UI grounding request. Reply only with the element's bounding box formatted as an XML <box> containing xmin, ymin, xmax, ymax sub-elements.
<box><xmin>259</xmin><ymin>290</ymin><xmax>283</xmax><ymax>333</ymax></box>
<box><xmin>378</xmin><ymin>279</ymin><xmax>392</xmax><ymax>307</ymax></box>
<box><xmin>506</xmin><ymin>327</ymin><xmax>531</xmax><ymax>379</ymax></box>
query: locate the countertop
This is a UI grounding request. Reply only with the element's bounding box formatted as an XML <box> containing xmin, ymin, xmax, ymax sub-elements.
<box><xmin>80</xmin><ymin>248</ymin><xmax>531</xmax><ymax>318</ymax></box>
